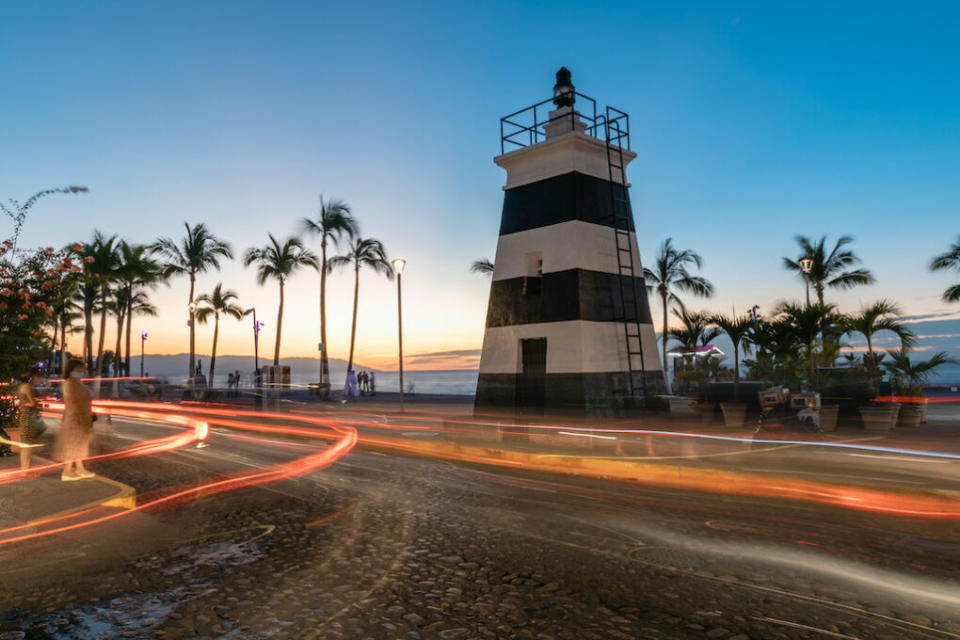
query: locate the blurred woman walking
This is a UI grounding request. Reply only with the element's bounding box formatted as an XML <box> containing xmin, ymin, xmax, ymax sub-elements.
<box><xmin>17</xmin><ymin>367</ymin><xmax>48</xmax><ymax>469</ymax></box>
<box><xmin>56</xmin><ymin>358</ymin><xmax>96</xmax><ymax>481</ymax></box>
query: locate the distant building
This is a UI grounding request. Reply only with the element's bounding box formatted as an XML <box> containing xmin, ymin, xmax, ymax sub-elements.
<box><xmin>475</xmin><ymin>68</ymin><xmax>664</xmax><ymax>415</ymax></box>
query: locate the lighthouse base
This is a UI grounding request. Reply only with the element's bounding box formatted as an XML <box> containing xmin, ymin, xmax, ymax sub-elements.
<box><xmin>474</xmin><ymin>371</ymin><xmax>666</xmax><ymax>417</ymax></box>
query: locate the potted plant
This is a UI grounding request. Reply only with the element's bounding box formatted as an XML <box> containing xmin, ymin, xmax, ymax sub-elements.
<box><xmin>883</xmin><ymin>349</ymin><xmax>957</xmax><ymax>426</ymax></box>
<box><xmin>819</xmin><ymin>402</ymin><xmax>840</xmax><ymax>432</ymax></box>
<box><xmin>712</xmin><ymin>313</ymin><xmax>752</xmax><ymax>428</ymax></box>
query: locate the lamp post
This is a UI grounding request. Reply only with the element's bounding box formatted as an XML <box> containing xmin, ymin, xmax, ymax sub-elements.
<box><xmin>392</xmin><ymin>257</ymin><xmax>406</xmax><ymax>409</ymax></box>
<box><xmin>140</xmin><ymin>331</ymin><xmax>148</xmax><ymax>377</ymax></box>
<box><xmin>187</xmin><ymin>301</ymin><xmax>197</xmax><ymax>393</ymax></box>
<box><xmin>799</xmin><ymin>257</ymin><xmax>814</xmax><ymax>307</ymax></box>
<box><xmin>251</xmin><ymin>308</ymin><xmax>264</xmax><ymax>373</ymax></box>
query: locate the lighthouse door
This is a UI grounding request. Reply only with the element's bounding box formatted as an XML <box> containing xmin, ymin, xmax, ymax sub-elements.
<box><xmin>518</xmin><ymin>338</ymin><xmax>547</xmax><ymax>412</ymax></box>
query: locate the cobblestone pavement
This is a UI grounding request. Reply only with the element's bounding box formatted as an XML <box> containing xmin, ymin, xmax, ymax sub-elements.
<box><xmin>2</xmin><ymin>420</ymin><xmax>960</xmax><ymax>640</ymax></box>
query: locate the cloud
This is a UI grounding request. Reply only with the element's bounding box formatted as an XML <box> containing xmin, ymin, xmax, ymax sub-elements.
<box><xmin>409</xmin><ymin>349</ymin><xmax>483</xmax><ymax>358</ymax></box>
<box><xmin>901</xmin><ymin>310</ymin><xmax>960</xmax><ymax>324</ymax></box>
<box><xmin>405</xmin><ymin>348</ymin><xmax>482</xmax><ymax>368</ymax></box>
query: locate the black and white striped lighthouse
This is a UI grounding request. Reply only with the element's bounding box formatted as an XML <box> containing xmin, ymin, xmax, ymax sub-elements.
<box><xmin>475</xmin><ymin>68</ymin><xmax>664</xmax><ymax>415</ymax></box>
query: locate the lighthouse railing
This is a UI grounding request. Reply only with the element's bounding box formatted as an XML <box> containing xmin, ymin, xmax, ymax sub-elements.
<box><xmin>501</xmin><ymin>91</ymin><xmax>620</xmax><ymax>153</ymax></box>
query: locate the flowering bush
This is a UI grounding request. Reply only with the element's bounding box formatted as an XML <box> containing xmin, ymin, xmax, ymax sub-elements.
<box><xmin>0</xmin><ymin>239</ymin><xmax>82</xmax><ymax>385</ymax></box>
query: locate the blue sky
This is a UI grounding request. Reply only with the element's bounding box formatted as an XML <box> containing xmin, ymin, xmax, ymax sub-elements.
<box><xmin>2</xmin><ymin>2</ymin><xmax>959</xmax><ymax>368</ymax></box>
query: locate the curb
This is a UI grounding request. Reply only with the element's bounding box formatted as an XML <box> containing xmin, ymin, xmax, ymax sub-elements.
<box><xmin>27</xmin><ymin>456</ymin><xmax>137</xmax><ymax>523</ymax></box>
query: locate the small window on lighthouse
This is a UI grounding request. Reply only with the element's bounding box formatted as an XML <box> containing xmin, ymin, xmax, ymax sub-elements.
<box><xmin>523</xmin><ymin>251</ymin><xmax>543</xmax><ymax>296</ymax></box>
<box><xmin>526</xmin><ymin>251</ymin><xmax>543</xmax><ymax>277</ymax></box>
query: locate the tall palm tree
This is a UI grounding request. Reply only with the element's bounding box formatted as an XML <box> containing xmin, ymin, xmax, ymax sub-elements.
<box><xmin>643</xmin><ymin>238</ymin><xmax>714</xmax><ymax>389</ymax></box>
<box><xmin>845</xmin><ymin>299</ymin><xmax>916</xmax><ymax>370</ymax></box>
<box><xmin>46</xmin><ymin>270</ymin><xmax>81</xmax><ymax>374</ymax></box>
<box><xmin>195</xmin><ymin>283</ymin><xmax>247</xmax><ymax>385</ymax></box>
<box><xmin>328</xmin><ymin>237</ymin><xmax>393</xmax><ymax>373</ymax></box>
<box><xmin>116</xmin><ymin>242</ymin><xmax>161</xmax><ymax>376</ymax></box>
<box><xmin>300</xmin><ymin>196</ymin><xmax>358</xmax><ymax>391</ymax></box>
<box><xmin>244</xmin><ymin>235</ymin><xmax>319</xmax><ymax>367</ymax></box>
<box><xmin>86</xmin><ymin>232</ymin><xmax>121</xmax><ymax>376</ymax></box>
<box><xmin>711</xmin><ymin>313</ymin><xmax>754</xmax><ymax>400</ymax></box>
<box><xmin>72</xmin><ymin>238</ymin><xmax>101</xmax><ymax>370</ymax></box>
<box><xmin>153</xmin><ymin>223</ymin><xmax>233</xmax><ymax>381</ymax></box>
<box><xmin>783</xmin><ymin>235</ymin><xmax>874</xmax><ymax>305</ymax></box>
<box><xmin>930</xmin><ymin>236</ymin><xmax>960</xmax><ymax>303</ymax></box>
<box><xmin>471</xmin><ymin>258</ymin><xmax>494</xmax><ymax>275</ymax></box>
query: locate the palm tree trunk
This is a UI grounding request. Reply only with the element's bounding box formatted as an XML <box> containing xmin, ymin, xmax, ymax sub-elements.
<box><xmin>188</xmin><ymin>274</ymin><xmax>195</xmax><ymax>382</ymax></box>
<box><xmin>733</xmin><ymin>340</ymin><xmax>740</xmax><ymax>401</ymax></box>
<box><xmin>114</xmin><ymin>308</ymin><xmax>124</xmax><ymax>377</ymax></box>
<box><xmin>59</xmin><ymin>322</ymin><xmax>67</xmax><ymax>375</ymax></box>
<box><xmin>816</xmin><ymin>284</ymin><xmax>825</xmax><ymax>306</ymax></box>
<box><xmin>274</xmin><ymin>280</ymin><xmax>284</xmax><ymax>367</ymax></box>
<box><xmin>660</xmin><ymin>291</ymin><xmax>671</xmax><ymax>393</ymax></box>
<box><xmin>84</xmin><ymin>301</ymin><xmax>94</xmax><ymax>371</ymax></box>
<box><xmin>347</xmin><ymin>265</ymin><xmax>360</xmax><ymax>372</ymax></box>
<box><xmin>210</xmin><ymin>313</ymin><xmax>219</xmax><ymax>385</ymax></box>
<box><xmin>320</xmin><ymin>240</ymin><xmax>328</xmax><ymax>389</ymax></box>
<box><xmin>50</xmin><ymin>317</ymin><xmax>59</xmax><ymax>370</ymax></box>
<box><xmin>95</xmin><ymin>284</ymin><xmax>108</xmax><ymax>375</ymax></box>
<box><xmin>124</xmin><ymin>290</ymin><xmax>133</xmax><ymax>376</ymax></box>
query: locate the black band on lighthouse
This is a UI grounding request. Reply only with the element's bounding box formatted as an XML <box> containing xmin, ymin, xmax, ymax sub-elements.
<box><xmin>499</xmin><ymin>172</ymin><xmax>636</xmax><ymax>236</ymax></box>
<box><xmin>485</xmin><ymin>269</ymin><xmax>653</xmax><ymax>327</ymax></box>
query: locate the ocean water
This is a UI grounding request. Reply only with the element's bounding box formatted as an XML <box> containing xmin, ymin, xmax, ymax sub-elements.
<box><xmin>218</xmin><ymin>368</ymin><xmax>479</xmax><ymax>396</ymax></box>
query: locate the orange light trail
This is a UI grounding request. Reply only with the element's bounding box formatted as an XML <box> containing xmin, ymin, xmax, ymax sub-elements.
<box><xmin>0</xmin><ymin>401</ymin><xmax>356</xmax><ymax>547</ymax></box>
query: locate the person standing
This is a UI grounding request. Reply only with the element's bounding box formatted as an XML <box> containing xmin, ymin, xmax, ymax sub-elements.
<box><xmin>17</xmin><ymin>368</ymin><xmax>47</xmax><ymax>469</ymax></box>
<box><xmin>369</xmin><ymin>370</ymin><xmax>376</xmax><ymax>396</ymax></box>
<box><xmin>56</xmin><ymin>359</ymin><xmax>95</xmax><ymax>481</ymax></box>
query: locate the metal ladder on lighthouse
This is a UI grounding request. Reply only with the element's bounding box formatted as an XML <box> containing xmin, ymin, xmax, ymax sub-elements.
<box><xmin>602</xmin><ymin>106</ymin><xmax>649</xmax><ymax>407</ymax></box>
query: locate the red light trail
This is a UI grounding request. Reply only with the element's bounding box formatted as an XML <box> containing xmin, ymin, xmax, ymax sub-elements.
<box><xmin>5</xmin><ymin>398</ymin><xmax>960</xmax><ymax>549</ymax></box>
<box><xmin>0</xmin><ymin>400</ymin><xmax>356</xmax><ymax>547</ymax></box>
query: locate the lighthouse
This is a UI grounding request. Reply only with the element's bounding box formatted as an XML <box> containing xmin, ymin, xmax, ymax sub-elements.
<box><xmin>475</xmin><ymin>68</ymin><xmax>664</xmax><ymax>415</ymax></box>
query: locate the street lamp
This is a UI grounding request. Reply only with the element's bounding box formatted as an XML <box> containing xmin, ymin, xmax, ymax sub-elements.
<box><xmin>251</xmin><ymin>308</ymin><xmax>264</xmax><ymax>373</ymax></box>
<box><xmin>392</xmin><ymin>257</ymin><xmax>406</xmax><ymax>409</ymax></box>
<box><xmin>140</xmin><ymin>331</ymin><xmax>148</xmax><ymax>377</ymax></box>
<box><xmin>187</xmin><ymin>301</ymin><xmax>198</xmax><ymax>388</ymax></box>
<box><xmin>799</xmin><ymin>257</ymin><xmax>814</xmax><ymax>307</ymax></box>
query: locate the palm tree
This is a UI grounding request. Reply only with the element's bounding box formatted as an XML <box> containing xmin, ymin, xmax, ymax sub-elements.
<box><xmin>86</xmin><ymin>232</ymin><xmax>121</xmax><ymax>376</ymax></box>
<box><xmin>153</xmin><ymin>223</ymin><xmax>233</xmax><ymax>382</ymax></box>
<box><xmin>666</xmin><ymin>309</ymin><xmax>719</xmax><ymax>385</ymax></box>
<box><xmin>711</xmin><ymin>313</ymin><xmax>754</xmax><ymax>400</ymax></box>
<box><xmin>300</xmin><ymin>196</ymin><xmax>358</xmax><ymax>391</ymax></box>
<box><xmin>46</xmin><ymin>270</ymin><xmax>81</xmax><ymax>374</ymax></box>
<box><xmin>930</xmin><ymin>236</ymin><xmax>960</xmax><ymax>303</ymax></box>
<box><xmin>667</xmin><ymin>309</ymin><xmax>719</xmax><ymax>353</ymax></box>
<box><xmin>244</xmin><ymin>235</ymin><xmax>319</xmax><ymax>367</ymax></box>
<box><xmin>471</xmin><ymin>258</ymin><xmax>494</xmax><ymax>275</ymax></box>
<box><xmin>328</xmin><ymin>237</ymin><xmax>393</xmax><ymax>373</ymax></box>
<box><xmin>107</xmin><ymin>288</ymin><xmax>156</xmax><ymax>377</ymax></box>
<box><xmin>72</xmin><ymin>238</ymin><xmax>101</xmax><ymax>370</ymax></box>
<box><xmin>775</xmin><ymin>301</ymin><xmax>840</xmax><ymax>385</ymax></box>
<box><xmin>195</xmin><ymin>283</ymin><xmax>247</xmax><ymax>386</ymax></box>
<box><xmin>643</xmin><ymin>238</ymin><xmax>714</xmax><ymax>389</ymax></box>
<box><xmin>783</xmin><ymin>235</ymin><xmax>874</xmax><ymax>305</ymax></box>
<box><xmin>845</xmin><ymin>299</ymin><xmax>916</xmax><ymax>371</ymax></box>
<box><xmin>116</xmin><ymin>242</ymin><xmax>161</xmax><ymax>376</ymax></box>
